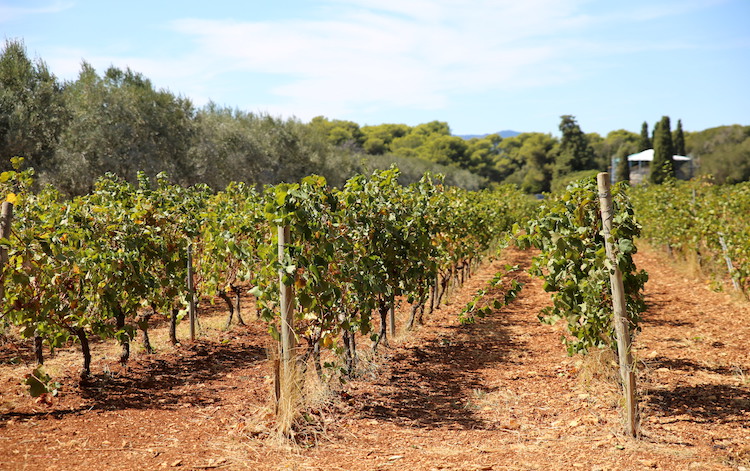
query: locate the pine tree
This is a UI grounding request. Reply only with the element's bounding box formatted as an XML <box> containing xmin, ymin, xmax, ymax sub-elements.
<box><xmin>554</xmin><ymin>115</ymin><xmax>595</xmax><ymax>180</ymax></box>
<box><xmin>638</xmin><ymin>121</ymin><xmax>651</xmax><ymax>152</ymax></box>
<box><xmin>673</xmin><ymin>119</ymin><xmax>686</xmax><ymax>156</ymax></box>
<box><xmin>650</xmin><ymin>116</ymin><xmax>674</xmax><ymax>184</ymax></box>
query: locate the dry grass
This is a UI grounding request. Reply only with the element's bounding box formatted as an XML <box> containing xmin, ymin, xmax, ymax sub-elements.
<box><xmin>273</xmin><ymin>356</ymin><xmax>304</xmax><ymax>440</ymax></box>
<box><xmin>724</xmin><ymin>444</ymin><xmax>750</xmax><ymax>469</ymax></box>
<box><xmin>573</xmin><ymin>347</ymin><xmax>639</xmax><ymax>433</ymax></box>
<box><xmin>576</xmin><ymin>347</ymin><xmax>620</xmax><ymax>388</ymax></box>
<box><xmin>228</xmin><ymin>344</ymin><xmax>343</xmax><ymax>448</ymax></box>
<box><xmin>639</xmin><ymin>240</ymin><xmax>747</xmax><ymax>301</ymax></box>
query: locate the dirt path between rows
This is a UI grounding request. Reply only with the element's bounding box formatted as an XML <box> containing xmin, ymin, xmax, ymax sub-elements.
<box><xmin>1</xmin><ymin>246</ymin><xmax>748</xmax><ymax>470</ymax></box>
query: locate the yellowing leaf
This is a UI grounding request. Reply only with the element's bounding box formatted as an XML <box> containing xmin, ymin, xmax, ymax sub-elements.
<box><xmin>6</xmin><ymin>192</ymin><xmax>17</xmax><ymax>204</ymax></box>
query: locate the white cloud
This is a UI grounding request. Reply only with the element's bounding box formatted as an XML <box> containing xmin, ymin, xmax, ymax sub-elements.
<box><xmin>28</xmin><ymin>0</ymin><xmax>726</xmax><ymax>125</ymax></box>
<box><xmin>163</xmin><ymin>0</ymin><xmax>600</xmax><ymax>119</ymax></box>
<box><xmin>0</xmin><ymin>1</ymin><xmax>73</xmax><ymax>23</ymax></box>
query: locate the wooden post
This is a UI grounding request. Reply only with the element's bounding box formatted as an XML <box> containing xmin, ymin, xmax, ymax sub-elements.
<box><xmin>187</xmin><ymin>241</ymin><xmax>197</xmax><ymax>341</ymax></box>
<box><xmin>718</xmin><ymin>233</ymin><xmax>740</xmax><ymax>292</ymax></box>
<box><xmin>597</xmin><ymin>173</ymin><xmax>639</xmax><ymax>437</ymax></box>
<box><xmin>388</xmin><ymin>293</ymin><xmax>396</xmax><ymax>339</ymax></box>
<box><xmin>273</xmin><ymin>358</ymin><xmax>281</xmax><ymax>415</ymax></box>
<box><xmin>429</xmin><ymin>276</ymin><xmax>437</xmax><ymax>315</ymax></box>
<box><xmin>388</xmin><ymin>306</ymin><xmax>395</xmax><ymax>338</ymax></box>
<box><xmin>0</xmin><ymin>201</ymin><xmax>13</xmax><ymax>264</ymax></box>
<box><xmin>0</xmin><ymin>201</ymin><xmax>14</xmax><ymax>301</ymax></box>
<box><xmin>278</xmin><ymin>225</ymin><xmax>295</xmax><ymax>365</ymax></box>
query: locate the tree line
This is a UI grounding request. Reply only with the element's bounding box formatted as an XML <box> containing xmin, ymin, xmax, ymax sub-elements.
<box><xmin>2</xmin><ymin>39</ymin><xmax>748</xmax><ymax>194</ymax></box>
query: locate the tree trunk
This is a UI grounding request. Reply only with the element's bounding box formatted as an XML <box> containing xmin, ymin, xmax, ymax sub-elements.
<box><xmin>406</xmin><ymin>302</ymin><xmax>419</xmax><ymax>331</ymax></box>
<box><xmin>372</xmin><ymin>298</ymin><xmax>390</xmax><ymax>352</ymax></box>
<box><xmin>114</xmin><ymin>303</ymin><xmax>130</xmax><ymax>365</ymax></box>
<box><xmin>141</xmin><ymin>322</ymin><xmax>153</xmax><ymax>354</ymax></box>
<box><xmin>416</xmin><ymin>300</ymin><xmax>426</xmax><ymax>326</ymax></box>
<box><xmin>232</xmin><ymin>285</ymin><xmax>245</xmax><ymax>325</ymax></box>
<box><xmin>406</xmin><ymin>287</ymin><xmax>427</xmax><ymax>331</ymax></box>
<box><xmin>169</xmin><ymin>305</ymin><xmax>179</xmax><ymax>345</ymax></box>
<box><xmin>342</xmin><ymin>330</ymin><xmax>357</xmax><ymax>377</ymax></box>
<box><xmin>140</xmin><ymin>307</ymin><xmax>154</xmax><ymax>354</ymax></box>
<box><xmin>435</xmin><ymin>272</ymin><xmax>450</xmax><ymax>309</ymax></box>
<box><xmin>73</xmin><ymin>327</ymin><xmax>91</xmax><ymax>380</ymax></box>
<box><xmin>34</xmin><ymin>334</ymin><xmax>44</xmax><ymax>365</ymax></box>
<box><xmin>428</xmin><ymin>276</ymin><xmax>437</xmax><ymax>315</ymax></box>
<box><xmin>219</xmin><ymin>289</ymin><xmax>235</xmax><ymax>329</ymax></box>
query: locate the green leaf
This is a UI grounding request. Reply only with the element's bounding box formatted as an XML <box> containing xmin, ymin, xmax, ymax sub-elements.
<box><xmin>24</xmin><ymin>366</ymin><xmax>59</xmax><ymax>398</ymax></box>
<box><xmin>617</xmin><ymin>238</ymin><xmax>635</xmax><ymax>254</ymax></box>
<box><xmin>298</xmin><ymin>292</ymin><xmax>314</xmax><ymax>310</ymax></box>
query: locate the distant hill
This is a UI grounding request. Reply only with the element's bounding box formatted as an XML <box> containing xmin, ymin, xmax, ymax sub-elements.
<box><xmin>457</xmin><ymin>130</ymin><xmax>521</xmax><ymax>140</ymax></box>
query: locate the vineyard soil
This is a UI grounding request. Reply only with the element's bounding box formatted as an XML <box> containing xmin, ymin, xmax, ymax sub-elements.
<box><xmin>1</xmin><ymin>247</ymin><xmax>749</xmax><ymax>470</ymax></box>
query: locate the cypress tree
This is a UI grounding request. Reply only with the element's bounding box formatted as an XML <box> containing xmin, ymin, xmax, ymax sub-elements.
<box><xmin>615</xmin><ymin>146</ymin><xmax>630</xmax><ymax>183</ymax></box>
<box><xmin>673</xmin><ymin>119</ymin><xmax>686</xmax><ymax>156</ymax></box>
<box><xmin>650</xmin><ymin>116</ymin><xmax>674</xmax><ymax>184</ymax></box>
<box><xmin>638</xmin><ymin>121</ymin><xmax>651</xmax><ymax>152</ymax></box>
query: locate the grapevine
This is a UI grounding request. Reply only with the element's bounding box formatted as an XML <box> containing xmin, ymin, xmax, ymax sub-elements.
<box><xmin>630</xmin><ymin>178</ymin><xmax>750</xmax><ymax>296</ymax></box>
<box><xmin>518</xmin><ymin>177</ymin><xmax>648</xmax><ymax>355</ymax></box>
<box><xmin>1</xmin><ymin>161</ymin><xmax>533</xmax><ymax>390</ymax></box>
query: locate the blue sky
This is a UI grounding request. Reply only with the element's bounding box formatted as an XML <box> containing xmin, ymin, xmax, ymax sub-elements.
<box><xmin>2</xmin><ymin>0</ymin><xmax>749</xmax><ymax>136</ymax></box>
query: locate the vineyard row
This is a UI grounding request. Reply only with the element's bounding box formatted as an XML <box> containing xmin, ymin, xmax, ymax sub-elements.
<box><xmin>0</xmin><ymin>161</ymin><xmax>535</xmax><ymax>386</ymax></box>
<box><xmin>630</xmin><ymin>178</ymin><xmax>750</xmax><ymax>296</ymax></box>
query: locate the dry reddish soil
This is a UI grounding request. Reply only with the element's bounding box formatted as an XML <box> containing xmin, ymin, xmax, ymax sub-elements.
<box><xmin>1</xmin><ymin>246</ymin><xmax>749</xmax><ymax>471</ymax></box>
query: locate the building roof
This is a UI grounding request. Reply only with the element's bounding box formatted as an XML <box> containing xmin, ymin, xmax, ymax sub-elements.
<box><xmin>627</xmin><ymin>149</ymin><xmax>691</xmax><ymax>162</ymax></box>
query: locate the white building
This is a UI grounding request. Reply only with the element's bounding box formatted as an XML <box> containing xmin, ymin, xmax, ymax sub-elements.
<box><xmin>627</xmin><ymin>149</ymin><xmax>693</xmax><ymax>184</ymax></box>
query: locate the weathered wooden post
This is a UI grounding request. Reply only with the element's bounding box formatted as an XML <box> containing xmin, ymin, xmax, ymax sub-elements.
<box><xmin>187</xmin><ymin>241</ymin><xmax>197</xmax><ymax>341</ymax></box>
<box><xmin>597</xmin><ymin>173</ymin><xmax>639</xmax><ymax>437</ymax></box>
<box><xmin>275</xmin><ymin>224</ymin><xmax>297</xmax><ymax>418</ymax></box>
<box><xmin>0</xmin><ymin>201</ymin><xmax>12</xmax><ymax>263</ymax></box>
<box><xmin>718</xmin><ymin>233</ymin><xmax>740</xmax><ymax>291</ymax></box>
<box><xmin>278</xmin><ymin>225</ymin><xmax>295</xmax><ymax>366</ymax></box>
<box><xmin>0</xmin><ymin>201</ymin><xmax>14</xmax><ymax>302</ymax></box>
<box><xmin>388</xmin><ymin>293</ymin><xmax>396</xmax><ymax>339</ymax></box>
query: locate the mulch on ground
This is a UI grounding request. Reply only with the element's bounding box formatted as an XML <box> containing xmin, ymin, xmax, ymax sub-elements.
<box><xmin>1</xmin><ymin>246</ymin><xmax>748</xmax><ymax>470</ymax></box>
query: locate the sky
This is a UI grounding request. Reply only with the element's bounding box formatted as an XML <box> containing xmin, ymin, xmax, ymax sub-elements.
<box><xmin>2</xmin><ymin>0</ymin><xmax>749</xmax><ymax>136</ymax></box>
